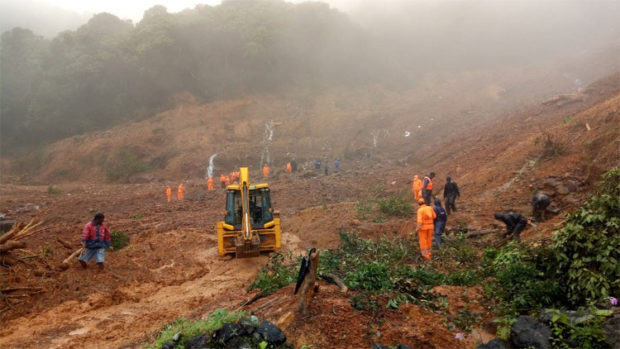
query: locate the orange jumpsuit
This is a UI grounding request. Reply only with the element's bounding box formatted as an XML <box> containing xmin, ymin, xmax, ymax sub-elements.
<box><xmin>166</xmin><ymin>186</ymin><xmax>171</xmax><ymax>202</ymax></box>
<box><xmin>263</xmin><ymin>164</ymin><xmax>269</xmax><ymax>178</ymax></box>
<box><xmin>207</xmin><ymin>177</ymin><xmax>214</xmax><ymax>191</ymax></box>
<box><xmin>224</xmin><ymin>176</ymin><xmax>230</xmax><ymax>187</ymax></box>
<box><xmin>416</xmin><ymin>203</ymin><xmax>436</xmax><ymax>260</ymax></box>
<box><xmin>220</xmin><ymin>174</ymin><xmax>226</xmax><ymax>188</ymax></box>
<box><xmin>412</xmin><ymin>175</ymin><xmax>422</xmax><ymax>200</ymax></box>
<box><xmin>177</xmin><ymin>184</ymin><xmax>184</xmax><ymax>200</ymax></box>
<box><xmin>286</xmin><ymin>162</ymin><xmax>292</xmax><ymax>173</ymax></box>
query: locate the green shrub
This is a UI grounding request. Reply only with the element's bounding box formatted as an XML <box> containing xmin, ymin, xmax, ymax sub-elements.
<box><xmin>551</xmin><ymin>167</ymin><xmax>620</xmax><ymax>306</ymax></box>
<box><xmin>147</xmin><ymin>308</ymin><xmax>246</xmax><ymax>349</ymax></box>
<box><xmin>47</xmin><ymin>185</ymin><xmax>62</xmax><ymax>194</ymax></box>
<box><xmin>110</xmin><ymin>230</ymin><xmax>130</xmax><ymax>251</ymax></box>
<box><xmin>345</xmin><ymin>260</ymin><xmax>393</xmax><ymax>291</ymax></box>
<box><xmin>376</xmin><ymin>191</ymin><xmax>412</xmax><ymax>217</ymax></box>
<box><xmin>248</xmin><ymin>252</ymin><xmax>297</xmax><ymax>295</ymax></box>
<box><xmin>548</xmin><ymin>309</ymin><xmax>610</xmax><ymax>349</ymax></box>
<box><xmin>105</xmin><ymin>147</ymin><xmax>152</xmax><ymax>182</ymax></box>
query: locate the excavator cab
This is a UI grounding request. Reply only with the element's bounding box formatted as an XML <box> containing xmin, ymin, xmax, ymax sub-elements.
<box><xmin>216</xmin><ymin>167</ymin><xmax>281</xmax><ymax>257</ymax></box>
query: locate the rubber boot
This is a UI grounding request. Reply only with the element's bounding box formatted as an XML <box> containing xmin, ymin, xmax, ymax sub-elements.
<box><xmin>97</xmin><ymin>262</ymin><xmax>104</xmax><ymax>270</ymax></box>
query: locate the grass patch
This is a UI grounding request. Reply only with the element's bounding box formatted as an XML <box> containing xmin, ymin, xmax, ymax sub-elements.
<box><xmin>248</xmin><ymin>252</ymin><xmax>297</xmax><ymax>295</ymax></box>
<box><xmin>47</xmin><ymin>185</ymin><xmax>62</xmax><ymax>195</ymax></box>
<box><xmin>146</xmin><ymin>308</ymin><xmax>246</xmax><ymax>349</ymax></box>
<box><xmin>110</xmin><ymin>230</ymin><xmax>130</xmax><ymax>251</ymax></box>
<box><xmin>105</xmin><ymin>147</ymin><xmax>152</xmax><ymax>182</ymax></box>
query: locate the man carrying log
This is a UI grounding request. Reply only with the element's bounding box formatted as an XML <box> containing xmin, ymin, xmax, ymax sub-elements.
<box><xmin>78</xmin><ymin>213</ymin><xmax>112</xmax><ymax>269</ymax></box>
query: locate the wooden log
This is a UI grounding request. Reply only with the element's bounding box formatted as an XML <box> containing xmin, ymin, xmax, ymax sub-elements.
<box><xmin>61</xmin><ymin>247</ymin><xmax>83</xmax><ymax>266</ymax></box>
<box><xmin>297</xmin><ymin>250</ymin><xmax>320</xmax><ymax>315</ymax></box>
<box><xmin>56</xmin><ymin>238</ymin><xmax>73</xmax><ymax>250</ymax></box>
<box><xmin>0</xmin><ymin>254</ymin><xmax>19</xmax><ymax>266</ymax></box>
<box><xmin>0</xmin><ymin>222</ymin><xmax>25</xmax><ymax>244</ymax></box>
<box><xmin>0</xmin><ymin>241</ymin><xmax>26</xmax><ymax>252</ymax></box>
<box><xmin>320</xmin><ymin>273</ymin><xmax>348</xmax><ymax>293</ymax></box>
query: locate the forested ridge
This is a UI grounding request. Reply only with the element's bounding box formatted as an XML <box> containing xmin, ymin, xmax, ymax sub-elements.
<box><xmin>1</xmin><ymin>0</ymin><xmax>377</xmax><ymax>149</ymax></box>
<box><xmin>1</xmin><ymin>0</ymin><xmax>617</xmax><ymax>151</ymax></box>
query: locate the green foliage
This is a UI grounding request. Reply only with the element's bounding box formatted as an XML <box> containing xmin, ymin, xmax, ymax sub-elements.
<box><xmin>548</xmin><ymin>310</ymin><xmax>608</xmax><ymax>349</ymax></box>
<box><xmin>248</xmin><ymin>252</ymin><xmax>297</xmax><ymax>295</ymax></box>
<box><xmin>493</xmin><ymin>316</ymin><xmax>516</xmax><ymax>340</ymax></box>
<box><xmin>551</xmin><ymin>167</ymin><xmax>620</xmax><ymax>306</ymax></box>
<box><xmin>47</xmin><ymin>185</ymin><xmax>62</xmax><ymax>194</ymax></box>
<box><xmin>110</xmin><ymin>230</ymin><xmax>130</xmax><ymax>251</ymax></box>
<box><xmin>376</xmin><ymin>191</ymin><xmax>412</xmax><ymax>218</ymax></box>
<box><xmin>345</xmin><ymin>261</ymin><xmax>393</xmax><ymax>290</ymax></box>
<box><xmin>105</xmin><ymin>147</ymin><xmax>152</xmax><ymax>182</ymax></box>
<box><xmin>147</xmin><ymin>308</ymin><xmax>246</xmax><ymax>349</ymax></box>
<box><xmin>447</xmin><ymin>309</ymin><xmax>481</xmax><ymax>332</ymax></box>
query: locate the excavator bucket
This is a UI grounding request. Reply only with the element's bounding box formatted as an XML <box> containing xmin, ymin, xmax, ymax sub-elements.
<box><xmin>216</xmin><ymin>167</ymin><xmax>281</xmax><ymax>257</ymax></box>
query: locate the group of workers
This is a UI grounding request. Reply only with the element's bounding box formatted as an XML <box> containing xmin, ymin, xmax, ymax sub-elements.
<box><xmin>413</xmin><ymin>172</ymin><xmax>460</xmax><ymax>260</ymax></box>
<box><xmin>413</xmin><ymin>170</ymin><xmax>553</xmax><ymax>260</ymax></box>
<box><xmin>165</xmin><ymin>184</ymin><xmax>184</xmax><ymax>202</ymax></box>
<box><xmin>314</xmin><ymin>158</ymin><xmax>340</xmax><ymax>175</ymax></box>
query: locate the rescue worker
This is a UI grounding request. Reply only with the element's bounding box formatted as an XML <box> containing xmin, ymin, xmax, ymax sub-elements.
<box><xmin>166</xmin><ymin>185</ymin><xmax>171</xmax><ymax>202</ymax></box>
<box><xmin>224</xmin><ymin>175</ymin><xmax>230</xmax><ymax>187</ymax></box>
<box><xmin>177</xmin><ymin>183</ymin><xmax>184</xmax><ymax>200</ymax></box>
<box><xmin>78</xmin><ymin>213</ymin><xmax>112</xmax><ymax>270</ymax></box>
<box><xmin>207</xmin><ymin>177</ymin><xmax>214</xmax><ymax>191</ymax></box>
<box><xmin>291</xmin><ymin>159</ymin><xmax>298</xmax><ymax>172</ymax></box>
<box><xmin>286</xmin><ymin>162</ymin><xmax>292</xmax><ymax>173</ymax></box>
<box><xmin>494</xmin><ymin>212</ymin><xmax>530</xmax><ymax>242</ymax></box>
<box><xmin>422</xmin><ymin>172</ymin><xmax>435</xmax><ymax>205</ymax></box>
<box><xmin>334</xmin><ymin>159</ymin><xmax>340</xmax><ymax>172</ymax></box>
<box><xmin>443</xmin><ymin>176</ymin><xmax>460</xmax><ymax>215</ymax></box>
<box><xmin>263</xmin><ymin>164</ymin><xmax>270</xmax><ymax>178</ymax></box>
<box><xmin>416</xmin><ymin>198</ymin><xmax>436</xmax><ymax>260</ymax></box>
<box><xmin>324</xmin><ymin>162</ymin><xmax>329</xmax><ymax>175</ymax></box>
<box><xmin>433</xmin><ymin>198</ymin><xmax>447</xmax><ymax>248</ymax></box>
<box><xmin>314</xmin><ymin>159</ymin><xmax>321</xmax><ymax>170</ymax></box>
<box><xmin>412</xmin><ymin>175</ymin><xmax>422</xmax><ymax>200</ymax></box>
<box><xmin>531</xmin><ymin>193</ymin><xmax>551</xmax><ymax>222</ymax></box>
<box><xmin>229</xmin><ymin>171</ymin><xmax>236</xmax><ymax>184</ymax></box>
<box><xmin>220</xmin><ymin>174</ymin><xmax>227</xmax><ymax>188</ymax></box>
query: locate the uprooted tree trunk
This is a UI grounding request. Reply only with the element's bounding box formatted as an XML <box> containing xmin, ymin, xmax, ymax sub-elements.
<box><xmin>58</xmin><ymin>248</ymin><xmax>83</xmax><ymax>271</ymax></box>
<box><xmin>296</xmin><ymin>251</ymin><xmax>320</xmax><ymax>315</ymax></box>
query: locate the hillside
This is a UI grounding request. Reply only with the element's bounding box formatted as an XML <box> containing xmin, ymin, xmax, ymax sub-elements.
<box><xmin>0</xmin><ymin>73</ymin><xmax>617</xmax><ymax>348</ymax></box>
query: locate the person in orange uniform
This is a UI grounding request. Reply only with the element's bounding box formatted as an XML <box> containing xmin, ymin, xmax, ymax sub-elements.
<box><xmin>229</xmin><ymin>171</ymin><xmax>236</xmax><ymax>184</ymax></box>
<box><xmin>166</xmin><ymin>185</ymin><xmax>172</xmax><ymax>202</ymax></box>
<box><xmin>412</xmin><ymin>175</ymin><xmax>422</xmax><ymax>200</ymax></box>
<box><xmin>422</xmin><ymin>172</ymin><xmax>435</xmax><ymax>205</ymax></box>
<box><xmin>286</xmin><ymin>162</ymin><xmax>292</xmax><ymax>173</ymax></box>
<box><xmin>220</xmin><ymin>174</ymin><xmax>227</xmax><ymax>188</ymax></box>
<box><xmin>177</xmin><ymin>183</ymin><xmax>184</xmax><ymax>200</ymax></box>
<box><xmin>416</xmin><ymin>198</ymin><xmax>436</xmax><ymax>260</ymax></box>
<box><xmin>263</xmin><ymin>164</ymin><xmax>270</xmax><ymax>178</ymax></box>
<box><xmin>207</xmin><ymin>177</ymin><xmax>214</xmax><ymax>191</ymax></box>
<box><xmin>224</xmin><ymin>175</ymin><xmax>230</xmax><ymax>187</ymax></box>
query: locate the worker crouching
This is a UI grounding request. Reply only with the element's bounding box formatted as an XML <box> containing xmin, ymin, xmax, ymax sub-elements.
<box><xmin>416</xmin><ymin>198</ymin><xmax>436</xmax><ymax>260</ymax></box>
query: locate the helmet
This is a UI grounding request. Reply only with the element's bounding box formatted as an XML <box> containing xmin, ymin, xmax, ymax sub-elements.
<box><xmin>418</xmin><ymin>198</ymin><xmax>425</xmax><ymax>205</ymax></box>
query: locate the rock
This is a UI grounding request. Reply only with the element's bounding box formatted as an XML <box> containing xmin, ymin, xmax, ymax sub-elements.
<box><xmin>214</xmin><ymin>323</ymin><xmax>245</xmax><ymax>344</ymax></box>
<box><xmin>372</xmin><ymin>344</ymin><xmax>390</xmax><ymax>349</ymax></box>
<box><xmin>397</xmin><ymin>345</ymin><xmax>413</xmax><ymax>349</ymax></box>
<box><xmin>477</xmin><ymin>338</ymin><xmax>509</xmax><ymax>349</ymax></box>
<box><xmin>0</xmin><ymin>220</ymin><xmax>16</xmax><ymax>234</ymax></box>
<box><xmin>161</xmin><ymin>341</ymin><xmax>176</xmax><ymax>349</ymax></box>
<box><xmin>511</xmin><ymin>315</ymin><xmax>551</xmax><ymax>349</ymax></box>
<box><xmin>540</xmin><ymin>309</ymin><xmax>593</xmax><ymax>325</ymax></box>
<box><xmin>240</xmin><ymin>316</ymin><xmax>259</xmax><ymax>334</ymax></box>
<box><xmin>225</xmin><ymin>337</ymin><xmax>252</xmax><ymax>349</ymax></box>
<box><xmin>556</xmin><ymin>185</ymin><xmax>570</xmax><ymax>195</ymax></box>
<box><xmin>257</xmin><ymin>321</ymin><xmax>286</xmax><ymax>346</ymax></box>
<box><xmin>566</xmin><ymin>180</ymin><xmax>579</xmax><ymax>192</ymax></box>
<box><xmin>172</xmin><ymin>332</ymin><xmax>183</xmax><ymax>342</ymax></box>
<box><xmin>603</xmin><ymin>315</ymin><xmax>620</xmax><ymax>349</ymax></box>
<box><xmin>185</xmin><ymin>333</ymin><xmax>210</xmax><ymax>349</ymax></box>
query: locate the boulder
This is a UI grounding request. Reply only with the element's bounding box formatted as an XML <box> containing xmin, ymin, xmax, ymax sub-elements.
<box><xmin>225</xmin><ymin>337</ymin><xmax>252</xmax><ymax>349</ymax></box>
<box><xmin>257</xmin><ymin>321</ymin><xmax>286</xmax><ymax>346</ymax></box>
<box><xmin>240</xmin><ymin>316</ymin><xmax>259</xmax><ymax>334</ymax></box>
<box><xmin>477</xmin><ymin>338</ymin><xmax>509</xmax><ymax>349</ymax></box>
<box><xmin>185</xmin><ymin>333</ymin><xmax>210</xmax><ymax>349</ymax></box>
<box><xmin>372</xmin><ymin>344</ymin><xmax>390</xmax><ymax>349</ymax></box>
<box><xmin>511</xmin><ymin>316</ymin><xmax>551</xmax><ymax>349</ymax></box>
<box><xmin>603</xmin><ymin>315</ymin><xmax>620</xmax><ymax>349</ymax></box>
<box><xmin>161</xmin><ymin>341</ymin><xmax>176</xmax><ymax>349</ymax></box>
<box><xmin>397</xmin><ymin>345</ymin><xmax>413</xmax><ymax>349</ymax></box>
<box><xmin>213</xmin><ymin>323</ymin><xmax>245</xmax><ymax>344</ymax></box>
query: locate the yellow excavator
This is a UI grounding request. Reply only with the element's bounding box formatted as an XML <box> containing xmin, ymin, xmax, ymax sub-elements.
<box><xmin>216</xmin><ymin>167</ymin><xmax>281</xmax><ymax>257</ymax></box>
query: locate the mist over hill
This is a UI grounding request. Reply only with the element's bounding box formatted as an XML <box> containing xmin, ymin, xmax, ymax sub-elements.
<box><xmin>1</xmin><ymin>0</ymin><xmax>618</xmax><ymax>151</ymax></box>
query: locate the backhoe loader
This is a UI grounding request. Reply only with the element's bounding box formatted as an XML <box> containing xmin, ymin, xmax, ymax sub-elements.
<box><xmin>216</xmin><ymin>167</ymin><xmax>281</xmax><ymax>257</ymax></box>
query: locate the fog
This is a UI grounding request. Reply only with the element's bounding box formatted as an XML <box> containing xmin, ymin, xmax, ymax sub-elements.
<box><xmin>1</xmin><ymin>0</ymin><xmax>618</xmax><ymax>149</ymax></box>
